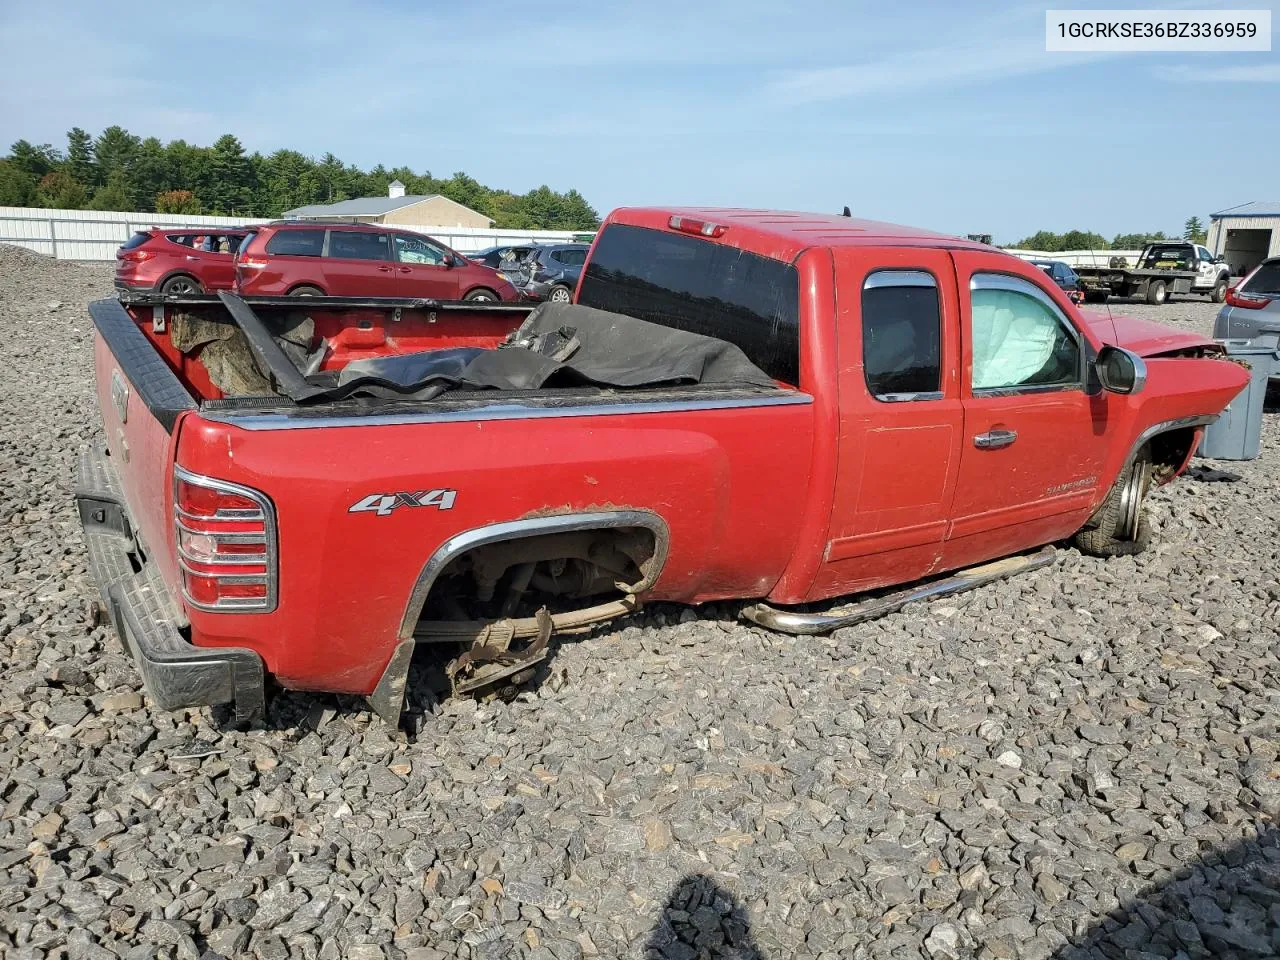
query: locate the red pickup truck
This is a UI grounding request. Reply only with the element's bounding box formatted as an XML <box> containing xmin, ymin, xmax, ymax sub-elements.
<box><xmin>78</xmin><ymin>207</ymin><xmax>1248</xmax><ymax>724</ymax></box>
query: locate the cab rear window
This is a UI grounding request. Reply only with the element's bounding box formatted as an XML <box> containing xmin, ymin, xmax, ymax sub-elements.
<box><xmin>266</xmin><ymin>229</ymin><xmax>325</xmax><ymax>257</ymax></box>
<box><xmin>577</xmin><ymin>224</ymin><xmax>800</xmax><ymax>385</ymax></box>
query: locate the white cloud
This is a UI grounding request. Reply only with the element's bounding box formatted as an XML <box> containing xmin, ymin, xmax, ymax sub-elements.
<box><xmin>1154</xmin><ymin>63</ymin><xmax>1280</xmax><ymax>83</ymax></box>
<box><xmin>763</xmin><ymin>19</ymin><xmax>1107</xmax><ymax>104</ymax></box>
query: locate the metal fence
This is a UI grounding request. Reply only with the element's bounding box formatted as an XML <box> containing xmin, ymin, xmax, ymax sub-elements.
<box><xmin>0</xmin><ymin>206</ymin><xmax>590</xmax><ymax>260</ymax></box>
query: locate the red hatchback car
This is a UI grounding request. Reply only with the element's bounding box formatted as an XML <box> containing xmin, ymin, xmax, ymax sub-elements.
<box><xmin>115</xmin><ymin>228</ymin><xmax>250</xmax><ymax>296</ymax></box>
<box><xmin>235</xmin><ymin>221</ymin><xmax>518</xmax><ymax>301</ymax></box>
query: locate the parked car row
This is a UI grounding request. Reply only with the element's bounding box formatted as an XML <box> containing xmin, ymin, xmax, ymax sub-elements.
<box><xmin>114</xmin><ymin>220</ymin><xmax>591</xmax><ymax>304</ymax></box>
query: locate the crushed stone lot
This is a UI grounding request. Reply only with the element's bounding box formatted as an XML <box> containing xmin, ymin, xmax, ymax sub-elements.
<box><xmin>1</xmin><ymin>242</ymin><xmax>1278</xmax><ymax>960</ymax></box>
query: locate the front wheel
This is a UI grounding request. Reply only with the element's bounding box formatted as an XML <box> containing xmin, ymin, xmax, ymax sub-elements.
<box><xmin>1073</xmin><ymin>459</ymin><xmax>1151</xmax><ymax>557</ymax></box>
<box><xmin>1210</xmin><ymin>278</ymin><xmax>1227</xmax><ymax>303</ymax></box>
<box><xmin>463</xmin><ymin>288</ymin><xmax>499</xmax><ymax>302</ymax></box>
<box><xmin>1145</xmin><ymin>280</ymin><xmax>1167</xmax><ymax>305</ymax></box>
<box><xmin>547</xmin><ymin>284</ymin><xmax>572</xmax><ymax>304</ymax></box>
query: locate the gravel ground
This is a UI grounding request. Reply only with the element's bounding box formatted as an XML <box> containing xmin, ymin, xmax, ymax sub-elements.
<box><xmin>1</xmin><ymin>243</ymin><xmax>1278</xmax><ymax>960</ymax></box>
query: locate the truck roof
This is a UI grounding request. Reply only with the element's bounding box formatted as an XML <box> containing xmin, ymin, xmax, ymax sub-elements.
<box><xmin>609</xmin><ymin>207</ymin><xmax>992</xmax><ymax>262</ymax></box>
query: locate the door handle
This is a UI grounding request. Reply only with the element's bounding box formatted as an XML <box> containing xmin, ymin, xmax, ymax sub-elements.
<box><xmin>378</xmin><ymin>265</ymin><xmax>392</xmax><ymax>272</ymax></box>
<box><xmin>185</xmin><ymin>255</ymin><xmax>200</xmax><ymax>261</ymax></box>
<box><xmin>398</xmin><ymin>266</ymin><xmax>411</xmax><ymax>273</ymax></box>
<box><xmin>973</xmin><ymin>428</ymin><xmax>1017</xmax><ymax>449</ymax></box>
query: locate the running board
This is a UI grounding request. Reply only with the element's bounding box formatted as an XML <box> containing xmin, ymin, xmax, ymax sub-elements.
<box><xmin>740</xmin><ymin>546</ymin><xmax>1057</xmax><ymax>636</ymax></box>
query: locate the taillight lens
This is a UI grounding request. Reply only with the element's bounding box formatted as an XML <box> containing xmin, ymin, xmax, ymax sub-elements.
<box><xmin>1225</xmin><ymin>287</ymin><xmax>1271</xmax><ymax>310</ymax></box>
<box><xmin>174</xmin><ymin>468</ymin><xmax>277</xmax><ymax>612</ymax></box>
<box><xmin>668</xmin><ymin>215</ymin><xmax>726</xmax><ymax>238</ymax></box>
<box><xmin>238</xmin><ymin>256</ymin><xmax>269</xmax><ymax>270</ymax></box>
<box><xmin>119</xmin><ymin>250</ymin><xmax>155</xmax><ymax>263</ymax></box>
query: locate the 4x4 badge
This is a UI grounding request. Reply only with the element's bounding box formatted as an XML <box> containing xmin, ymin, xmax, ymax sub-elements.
<box><xmin>348</xmin><ymin>489</ymin><xmax>457</xmax><ymax>516</ymax></box>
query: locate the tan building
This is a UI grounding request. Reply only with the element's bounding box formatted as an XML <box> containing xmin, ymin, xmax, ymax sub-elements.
<box><xmin>1207</xmin><ymin>201</ymin><xmax>1280</xmax><ymax>276</ymax></box>
<box><xmin>282</xmin><ymin>181</ymin><xmax>493</xmax><ymax>229</ymax></box>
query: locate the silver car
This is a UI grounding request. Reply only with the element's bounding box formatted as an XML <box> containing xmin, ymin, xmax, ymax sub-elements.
<box><xmin>1213</xmin><ymin>257</ymin><xmax>1280</xmax><ymax>373</ymax></box>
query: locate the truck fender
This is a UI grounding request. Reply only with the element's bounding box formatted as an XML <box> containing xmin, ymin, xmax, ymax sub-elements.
<box><xmin>367</xmin><ymin>510</ymin><xmax>671</xmax><ymax>724</ymax></box>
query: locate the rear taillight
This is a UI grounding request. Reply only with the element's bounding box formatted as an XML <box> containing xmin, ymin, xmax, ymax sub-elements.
<box><xmin>238</xmin><ymin>256</ymin><xmax>269</xmax><ymax>270</ymax></box>
<box><xmin>119</xmin><ymin>250</ymin><xmax>156</xmax><ymax>263</ymax></box>
<box><xmin>174</xmin><ymin>468</ymin><xmax>277</xmax><ymax>612</ymax></box>
<box><xmin>1225</xmin><ymin>287</ymin><xmax>1271</xmax><ymax>310</ymax></box>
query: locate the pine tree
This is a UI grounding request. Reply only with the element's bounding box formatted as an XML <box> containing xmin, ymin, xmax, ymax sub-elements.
<box><xmin>1183</xmin><ymin>216</ymin><xmax>1206</xmax><ymax>245</ymax></box>
<box><xmin>66</xmin><ymin>128</ymin><xmax>97</xmax><ymax>187</ymax></box>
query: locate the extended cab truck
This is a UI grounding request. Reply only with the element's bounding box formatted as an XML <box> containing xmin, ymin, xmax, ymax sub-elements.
<box><xmin>1075</xmin><ymin>241</ymin><xmax>1231</xmax><ymax>305</ymax></box>
<box><xmin>78</xmin><ymin>208</ymin><xmax>1249</xmax><ymax>724</ymax></box>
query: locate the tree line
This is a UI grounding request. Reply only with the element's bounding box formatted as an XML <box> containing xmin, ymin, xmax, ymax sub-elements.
<box><xmin>1011</xmin><ymin>217</ymin><xmax>1207</xmax><ymax>251</ymax></box>
<box><xmin>0</xmin><ymin>127</ymin><xmax>600</xmax><ymax>230</ymax></box>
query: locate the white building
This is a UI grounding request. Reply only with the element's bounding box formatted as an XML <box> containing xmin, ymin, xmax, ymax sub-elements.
<box><xmin>1206</xmin><ymin>201</ymin><xmax>1280</xmax><ymax>276</ymax></box>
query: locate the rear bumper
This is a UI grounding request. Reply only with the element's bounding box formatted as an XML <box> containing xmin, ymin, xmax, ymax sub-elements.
<box><xmin>114</xmin><ymin>279</ymin><xmax>158</xmax><ymax>297</ymax></box>
<box><xmin>75</xmin><ymin>447</ymin><xmax>265</xmax><ymax>723</ymax></box>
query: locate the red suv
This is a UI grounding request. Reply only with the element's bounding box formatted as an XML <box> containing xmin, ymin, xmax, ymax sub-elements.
<box><xmin>235</xmin><ymin>222</ymin><xmax>518</xmax><ymax>301</ymax></box>
<box><xmin>115</xmin><ymin>228</ymin><xmax>250</xmax><ymax>296</ymax></box>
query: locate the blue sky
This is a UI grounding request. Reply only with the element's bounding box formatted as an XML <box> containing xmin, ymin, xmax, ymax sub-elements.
<box><xmin>0</xmin><ymin>0</ymin><xmax>1275</xmax><ymax>242</ymax></box>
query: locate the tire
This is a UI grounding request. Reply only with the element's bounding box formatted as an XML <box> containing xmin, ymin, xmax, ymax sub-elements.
<box><xmin>547</xmin><ymin>284</ymin><xmax>572</xmax><ymax>304</ymax></box>
<box><xmin>159</xmin><ymin>274</ymin><xmax>202</xmax><ymax>296</ymax></box>
<box><xmin>1083</xmin><ymin>290</ymin><xmax>1108</xmax><ymax>304</ymax></box>
<box><xmin>288</xmin><ymin>285</ymin><xmax>323</xmax><ymax>297</ymax></box>
<box><xmin>1073</xmin><ymin>459</ymin><xmax>1152</xmax><ymax>557</ymax></box>
<box><xmin>463</xmin><ymin>288</ymin><xmax>499</xmax><ymax>302</ymax></box>
<box><xmin>1145</xmin><ymin>280</ymin><xmax>1167</xmax><ymax>305</ymax></box>
<box><xmin>1210</xmin><ymin>278</ymin><xmax>1227</xmax><ymax>303</ymax></box>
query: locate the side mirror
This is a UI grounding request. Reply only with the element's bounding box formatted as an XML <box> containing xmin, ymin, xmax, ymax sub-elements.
<box><xmin>442</xmin><ymin>254</ymin><xmax>456</xmax><ymax>268</ymax></box>
<box><xmin>1096</xmin><ymin>345</ymin><xmax>1147</xmax><ymax>395</ymax></box>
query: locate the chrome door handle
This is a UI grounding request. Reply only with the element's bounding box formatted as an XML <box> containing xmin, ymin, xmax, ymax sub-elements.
<box><xmin>185</xmin><ymin>255</ymin><xmax>200</xmax><ymax>261</ymax></box>
<box><xmin>974</xmin><ymin>429</ymin><xmax>1017</xmax><ymax>449</ymax></box>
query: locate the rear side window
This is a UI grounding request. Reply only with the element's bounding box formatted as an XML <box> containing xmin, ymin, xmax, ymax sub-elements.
<box><xmin>121</xmin><ymin>232</ymin><xmax>151</xmax><ymax>250</ymax></box>
<box><xmin>1242</xmin><ymin>261</ymin><xmax>1280</xmax><ymax>295</ymax></box>
<box><xmin>266</xmin><ymin>229</ymin><xmax>325</xmax><ymax>257</ymax></box>
<box><xmin>329</xmin><ymin>230</ymin><xmax>390</xmax><ymax>261</ymax></box>
<box><xmin>236</xmin><ymin>232</ymin><xmax>256</xmax><ymax>256</ymax></box>
<box><xmin>558</xmin><ymin>248</ymin><xmax>587</xmax><ymax>266</ymax></box>
<box><xmin>577</xmin><ymin>223</ymin><xmax>800</xmax><ymax>385</ymax></box>
<box><xmin>862</xmin><ymin>271</ymin><xmax>942</xmax><ymax>399</ymax></box>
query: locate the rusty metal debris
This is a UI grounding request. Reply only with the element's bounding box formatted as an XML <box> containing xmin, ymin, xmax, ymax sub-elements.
<box><xmin>435</xmin><ymin>597</ymin><xmax>637</xmax><ymax>697</ymax></box>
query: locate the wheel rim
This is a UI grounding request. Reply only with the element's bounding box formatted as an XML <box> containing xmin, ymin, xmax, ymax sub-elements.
<box><xmin>169</xmin><ymin>279</ymin><xmax>195</xmax><ymax>294</ymax></box>
<box><xmin>471</xmin><ymin>293</ymin><xmax>494</xmax><ymax>301</ymax></box>
<box><xmin>550</xmin><ymin>287</ymin><xmax>571</xmax><ymax>303</ymax></box>
<box><xmin>1117</xmin><ymin>460</ymin><xmax>1148</xmax><ymax>540</ymax></box>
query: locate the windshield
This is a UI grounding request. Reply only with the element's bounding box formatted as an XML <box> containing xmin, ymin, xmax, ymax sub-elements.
<box><xmin>577</xmin><ymin>223</ymin><xmax>800</xmax><ymax>385</ymax></box>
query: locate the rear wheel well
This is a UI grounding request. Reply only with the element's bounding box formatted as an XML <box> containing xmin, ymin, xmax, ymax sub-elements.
<box><xmin>416</xmin><ymin>525</ymin><xmax>660</xmax><ymax>624</ymax></box>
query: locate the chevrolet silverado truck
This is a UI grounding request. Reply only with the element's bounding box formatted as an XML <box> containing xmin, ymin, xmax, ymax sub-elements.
<box><xmin>77</xmin><ymin>207</ymin><xmax>1249</xmax><ymax>724</ymax></box>
<box><xmin>1075</xmin><ymin>240</ymin><xmax>1230</xmax><ymax>305</ymax></box>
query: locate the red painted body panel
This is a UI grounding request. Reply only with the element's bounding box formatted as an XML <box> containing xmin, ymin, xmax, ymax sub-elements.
<box><xmin>1082</xmin><ymin>310</ymin><xmax>1218</xmax><ymax>355</ymax></box>
<box><xmin>174</xmin><ymin>403</ymin><xmax>814</xmax><ymax>693</ymax></box>
<box><xmin>93</xmin><ymin>333</ymin><xmax>186</xmax><ymax>607</ymax></box>
<box><xmin>92</xmin><ymin>205</ymin><xmax>1253</xmax><ymax>703</ymax></box>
